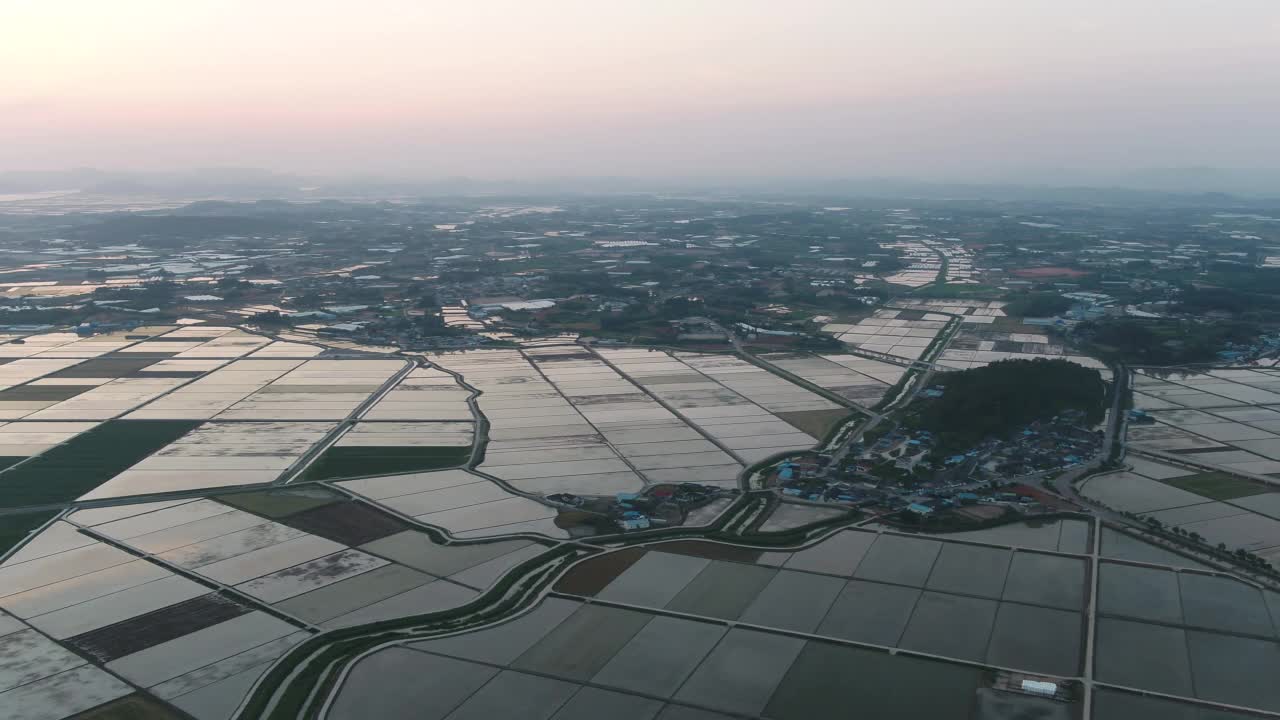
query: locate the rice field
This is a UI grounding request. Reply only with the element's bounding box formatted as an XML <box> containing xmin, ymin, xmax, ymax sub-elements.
<box><xmin>822</xmin><ymin>297</ymin><xmax>1107</xmax><ymax>379</ymax></box>
<box><xmin>1081</xmin><ymin>456</ymin><xmax>1280</xmax><ymax>563</ymax></box>
<box><xmin>433</xmin><ymin>343</ymin><xmax>828</xmax><ymax>493</ymax></box>
<box><xmin>0</xmin><ymin>421</ymin><xmax>202</xmax><ymax>507</ymax></box>
<box><xmin>6</xmin><ymin>326</ymin><xmax>1279</xmax><ymax>720</ymax></box>
<box><xmin>939</xmin><ymin>323</ymin><xmax>1107</xmax><ymax>372</ymax></box>
<box><xmin>431</xmin><ymin>347</ymin><xmax>659</xmax><ymax>494</ymax></box>
<box><xmin>594</xmin><ymin>346</ymin><xmax>830</xmax><ymax>467</ymax></box>
<box><xmin>1094</xmin><ymin>561</ymin><xmax>1280</xmax><ymax>710</ymax></box>
<box><xmin>0</xmin><ymin>520</ymin><xmax>307</xmax><ymax>719</ymax></box>
<box><xmin>0</xmin><ymin>328</ymin><xmax>484</xmax><ymax>502</ymax></box>
<box><xmin>557</xmin><ymin>529</ymin><xmax>1086</xmax><ymax>678</ymax></box>
<box><xmin>757</xmin><ymin>352</ymin><xmax>904</xmax><ymax>406</ymax></box>
<box><xmin>1130</xmin><ymin>368</ymin><xmax>1280</xmax><ymax>477</ymax></box>
<box><xmin>821</xmin><ymin>308</ymin><xmax>949</xmax><ymax>361</ymax></box>
<box><xmin>0</xmin><ymin>474</ymin><xmax>569</xmax><ymax>720</ymax></box>
<box><xmin>890</xmin><ymin>298</ymin><xmax>1006</xmax><ymax>317</ymax></box>
<box><xmin>338</xmin><ymin>470</ymin><xmax>569</xmax><ymax>539</ymax></box>
<box><xmin>356</xmin><ymin>591</ymin><xmax>989</xmax><ymax>720</ymax></box>
<box><xmin>876</xmin><ymin>238</ymin><xmax>962</xmax><ymax>288</ymax></box>
<box><xmin>78</xmin><ymin>421</ymin><xmax>337</xmax><ymax>500</ymax></box>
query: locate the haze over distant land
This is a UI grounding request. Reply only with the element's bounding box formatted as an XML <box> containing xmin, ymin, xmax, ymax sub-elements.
<box><xmin>3</xmin><ymin>167</ymin><xmax>1280</xmax><ymax>202</ymax></box>
<box><xmin>3</xmin><ymin>1</ymin><xmax>1278</xmax><ymax>191</ymax></box>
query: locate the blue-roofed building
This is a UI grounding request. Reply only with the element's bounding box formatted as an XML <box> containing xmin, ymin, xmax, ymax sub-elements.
<box><xmin>619</xmin><ymin>514</ymin><xmax>651</xmax><ymax>530</ymax></box>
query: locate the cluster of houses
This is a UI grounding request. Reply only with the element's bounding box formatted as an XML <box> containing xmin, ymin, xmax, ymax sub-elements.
<box><xmin>1217</xmin><ymin>331</ymin><xmax>1280</xmax><ymax>362</ymax></box>
<box><xmin>771</xmin><ymin>410</ymin><xmax>1101</xmax><ymax>521</ymax></box>
<box><xmin>547</xmin><ymin>483</ymin><xmax>728</xmax><ymax>532</ymax></box>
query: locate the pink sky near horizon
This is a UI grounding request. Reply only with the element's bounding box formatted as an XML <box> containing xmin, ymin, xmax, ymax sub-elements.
<box><xmin>4</xmin><ymin>0</ymin><xmax>1279</xmax><ymax>179</ymax></box>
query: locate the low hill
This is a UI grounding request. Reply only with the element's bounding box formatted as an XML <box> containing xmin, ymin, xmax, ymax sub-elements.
<box><xmin>917</xmin><ymin>358</ymin><xmax>1107</xmax><ymax>448</ymax></box>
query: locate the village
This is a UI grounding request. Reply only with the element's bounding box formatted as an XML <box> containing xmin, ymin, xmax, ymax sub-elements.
<box><xmin>773</xmin><ymin>407</ymin><xmax>1104</xmax><ymax>524</ymax></box>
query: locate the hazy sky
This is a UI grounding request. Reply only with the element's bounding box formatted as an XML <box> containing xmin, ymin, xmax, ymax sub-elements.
<box><xmin>4</xmin><ymin>0</ymin><xmax>1278</xmax><ymax>181</ymax></box>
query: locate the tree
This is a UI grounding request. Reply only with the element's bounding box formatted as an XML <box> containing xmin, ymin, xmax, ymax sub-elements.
<box><xmin>1004</xmin><ymin>292</ymin><xmax>1072</xmax><ymax>318</ymax></box>
<box><xmin>660</xmin><ymin>297</ymin><xmax>704</xmax><ymax>319</ymax></box>
<box><xmin>1079</xmin><ymin>318</ymin><xmax>1262</xmax><ymax>365</ymax></box>
<box><xmin>915</xmin><ymin>358</ymin><xmax>1106</xmax><ymax>450</ymax></box>
<box><xmin>251</xmin><ymin>310</ymin><xmax>288</xmax><ymax>325</ymax></box>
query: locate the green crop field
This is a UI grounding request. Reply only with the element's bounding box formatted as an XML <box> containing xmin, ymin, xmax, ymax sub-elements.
<box><xmin>301</xmin><ymin>445</ymin><xmax>471</xmax><ymax>481</ymax></box>
<box><xmin>0</xmin><ymin>420</ymin><xmax>201</xmax><ymax>509</ymax></box>
<box><xmin>1159</xmin><ymin>472</ymin><xmax>1268</xmax><ymax>500</ymax></box>
<box><xmin>0</xmin><ymin>509</ymin><xmax>57</xmax><ymax>556</ymax></box>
